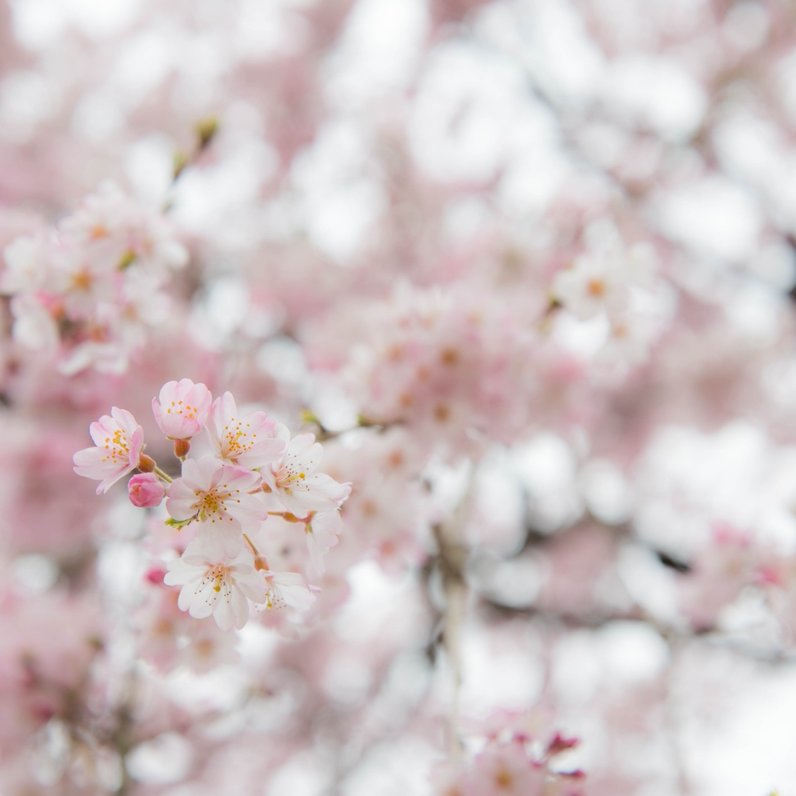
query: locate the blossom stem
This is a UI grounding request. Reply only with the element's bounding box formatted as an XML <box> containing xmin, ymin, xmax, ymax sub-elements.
<box><xmin>154</xmin><ymin>466</ymin><xmax>173</xmax><ymax>484</ymax></box>
<box><xmin>242</xmin><ymin>533</ymin><xmax>259</xmax><ymax>557</ymax></box>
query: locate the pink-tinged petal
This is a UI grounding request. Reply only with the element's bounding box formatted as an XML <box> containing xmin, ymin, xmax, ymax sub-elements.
<box><xmin>233</xmin><ymin>566</ymin><xmax>266</xmax><ymax>603</ymax></box>
<box><xmin>176</xmin><ymin>586</ymin><xmax>193</xmax><ymax>613</ymax></box>
<box><xmin>164</xmin><ymin>559</ymin><xmax>199</xmax><ymax>587</ymax></box>
<box><xmin>188</xmin><ymin>584</ymin><xmax>216</xmax><ymax>619</ymax></box>
<box><xmin>220</xmin><ymin>465</ymin><xmax>261</xmax><ymax>493</ymax></box>
<box><xmin>227</xmin><ymin>588</ymin><xmax>250</xmax><ymax>630</ymax></box>
<box><xmin>262</xmin><ymin>572</ymin><xmax>315</xmax><ymax>611</ymax></box>
<box><xmin>236</xmin><ymin>435</ymin><xmax>286</xmax><ymax>470</ymax></box>
<box><xmin>286</xmin><ymin>434</ymin><xmax>323</xmax><ymax>472</ymax></box>
<box><xmin>207</xmin><ymin>392</ymin><xmax>237</xmax><ymax>454</ymax></box>
<box><xmin>128</xmin><ymin>426</ymin><xmax>145</xmax><ymax>465</ymax></box>
<box><xmin>193</xmin><ymin>524</ymin><xmax>244</xmax><ymax>559</ymax></box>
<box><xmin>227</xmin><ymin>493</ymin><xmax>267</xmax><ymax>527</ymax></box>
<box><xmin>181</xmin><ymin>456</ymin><xmax>217</xmax><ymax>491</ymax></box>
<box><xmin>305</xmin><ymin>510</ymin><xmax>342</xmax><ymax>577</ymax></box>
<box><xmin>277</xmin><ymin>473</ymin><xmax>350</xmax><ymax>515</ymax></box>
<box><xmin>73</xmin><ymin>444</ymin><xmax>106</xmax><ymax>473</ymax></box>
<box><xmin>165</xmin><ymin>479</ymin><xmax>201</xmax><ymax>520</ymax></box>
<box><xmin>213</xmin><ymin>593</ymin><xmax>235</xmax><ymax>631</ymax></box>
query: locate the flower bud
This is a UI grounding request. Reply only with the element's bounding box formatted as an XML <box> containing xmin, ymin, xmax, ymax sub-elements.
<box><xmin>128</xmin><ymin>473</ymin><xmax>165</xmax><ymax>508</ymax></box>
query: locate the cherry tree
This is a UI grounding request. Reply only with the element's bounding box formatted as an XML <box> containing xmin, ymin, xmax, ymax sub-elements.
<box><xmin>1</xmin><ymin>0</ymin><xmax>796</xmax><ymax>794</ymax></box>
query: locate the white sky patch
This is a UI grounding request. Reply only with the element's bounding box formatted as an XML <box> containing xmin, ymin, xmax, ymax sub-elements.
<box><xmin>512</xmin><ymin>434</ymin><xmax>581</xmax><ymax>532</ymax></box>
<box><xmin>515</xmin><ymin>0</ymin><xmax>605</xmax><ymax>105</ymax></box>
<box><xmin>409</xmin><ymin>42</ymin><xmax>555</xmax><ymax>184</ymax></box>
<box><xmin>634</xmin><ymin>422</ymin><xmax>796</xmax><ymax>554</ymax></box>
<box><xmin>651</xmin><ymin>176</ymin><xmax>763</xmax><ymax>264</ymax></box>
<box><xmin>127</xmin><ymin>733</ymin><xmax>194</xmax><ymax>785</ymax></box>
<box><xmin>0</xmin><ymin>70</ymin><xmax>61</xmax><ymax>143</ymax></box>
<box><xmin>10</xmin><ymin>0</ymin><xmax>141</xmax><ymax>46</ymax></box>
<box><xmin>291</xmin><ymin>119</ymin><xmax>384</xmax><ymax>261</ymax></box>
<box><xmin>327</xmin><ymin>0</ymin><xmax>426</xmax><ymax>107</ymax></box>
<box><xmin>601</xmin><ymin>56</ymin><xmax>707</xmax><ymax>140</ymax></box>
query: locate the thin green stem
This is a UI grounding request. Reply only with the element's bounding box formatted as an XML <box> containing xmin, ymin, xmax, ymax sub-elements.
<box><xmin>154</xmin><ymin>466</ymin><xmax>173</xmax><ymax>484</ymax></box>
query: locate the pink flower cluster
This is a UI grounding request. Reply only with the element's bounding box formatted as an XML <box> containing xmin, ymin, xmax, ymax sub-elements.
<box><xmin>73</xmin><ymin>379</ymin><xmax>350</xmax><ymax>630</ymax></box>
<box><xmin>1</xmin><ymin>183</ymin><xmax>188</xmax><ymax>375</ymax></box>
<box><xmin>433</xmin><ymin>728</ymin><xmax>584</xmax><ymax>796</ymax></box>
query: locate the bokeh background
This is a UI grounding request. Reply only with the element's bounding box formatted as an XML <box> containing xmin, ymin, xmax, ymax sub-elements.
<box><xmin>3</xmin><ymin>1</ymin><xmax>796</xmax><ymax>794</ymax></box>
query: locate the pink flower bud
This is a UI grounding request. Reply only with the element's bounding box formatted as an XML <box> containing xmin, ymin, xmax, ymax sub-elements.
<box><xmin>128</xmin><ymin>473</ymin><xmax>165</xmax><ymax>508</ymax></box>
<box><xmin>144</xmin><ymin>566</ymin><xmax>167</xmax><ymax>585</ymax></box>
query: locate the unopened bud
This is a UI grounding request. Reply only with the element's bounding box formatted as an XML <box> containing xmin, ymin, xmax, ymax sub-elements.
<box><xmin>128</xmin><ymin>472</ymin><xmax>166</xmax><ymax>508</ymax></box>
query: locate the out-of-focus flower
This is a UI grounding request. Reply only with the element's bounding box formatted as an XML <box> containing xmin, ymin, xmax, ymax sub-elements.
<box><xmin>261</xmin><ymin>570</ymin><xmax>315</xmax><ymax>612</ymax></box>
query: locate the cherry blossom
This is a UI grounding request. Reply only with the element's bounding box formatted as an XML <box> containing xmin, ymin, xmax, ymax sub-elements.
<box><xmin>11</xmin><ymin>0</ymin><xmax>796</xmax><ymax>792</ymax></box>
<box><xmin>263</xmin><ymin>433</ymin><xmax>351</xmax><ymax>516</ymax></box>
<box><xmin>166</xmin><ymin>457</ymin><xmax>263</xmax><ymax>555</ymax></box>
<box><xmin>163</xmin><ymin>541</ymin><xmax>265</xmax><ymax>631</ymax></box>
<box><xmin>207</xmin><ymin>391</ymin><xmax>287</xmax><ymax>469</ymax></box>
<box><xmin>152</xmin><ymin>378</ymin><xmax>213</xmax><ymax>441</ymax></box>
<box><xmin>72</xmin><ymin>407</ymin><xmax>144</xmax><ymax>494</ymax></box>
<box><xmin>260</xmin><ymin>570</ymin><xmax>315</xmax><ymax>612</ymax></box>
<box><xmin>550</xmin><ymin>233</ymin><xmax>656</xmax><ymax>322</ymax></box>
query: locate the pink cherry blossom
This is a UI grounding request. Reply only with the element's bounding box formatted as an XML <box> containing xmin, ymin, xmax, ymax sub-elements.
<box><xmin>128</xmin><ymin>472</ymin><xmax>166</xmax><ymax>508</ymax></box>
<box><xmin>152</xmin><ymin>378</ymin><xmax>213</xmax><ymax>440</ymax></box>
<box><xmin>163</xmin><ymin>541</ymin><xmax>265</xmax><ymax>631</ymax></box>
<box><xmin>462</xmin><ymin>745</ymin><xmax>546</xmax><ymax>796</ymax></box>
<box><xmin>166</xmin><ymin>456</ymin><xmax>264</xmax><ymax>554</ymax></box>
<box><xmin>207</xmin><ymin>391</ymin><xmax>287</xmax><ymax>469</ymax></box>
<box><xmin>72</xmin><ymin>407</ymin><xmax>144</xmax><ymax>494</ymax></box>
<box><xmin>550</xmin><ymin>232</ymin><xmax>656</xmax><ymax>322</ymax></box>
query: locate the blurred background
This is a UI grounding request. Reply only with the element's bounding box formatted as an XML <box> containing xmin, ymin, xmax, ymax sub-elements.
<box><xmin>2</xmin><ymin>0</ymin><xmax>796</xmax><ymax>794</ymax></box>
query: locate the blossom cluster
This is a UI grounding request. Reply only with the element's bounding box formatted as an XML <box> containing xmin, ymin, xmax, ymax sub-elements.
<box><xmin>73</xmin><ymin>379</ymin><xmax>350</xmax><ymax>630</ymax></box>
<box><xmin>4</xmin><ymin>0</ymin><xmax>796</xmax><ymax>791</ymax></box>
<box><xmin>433</xmin><ymin>728</ymin><xmax>584</xmax><ymax>796</ymax></box>
<box><xmin>1</xmin><ymin>183</ymin><xmax>188</xmax><ymax>375</ymax></box>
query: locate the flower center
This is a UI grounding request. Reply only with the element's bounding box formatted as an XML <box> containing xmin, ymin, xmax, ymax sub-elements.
<box><xmin>207</xmin><ymin>564</ymin><xmax>230</xmax><ymax>592</ymax></box>
<box><xmin>222</xmin><ymin>418</ymin><xmax>257</xmax><ymax>459</ymax></box>
<box><xmin>102</xmin><ymin>429</ymin><xmax>130</xmax><ymax>463</ymax></box>
<box><xmin>165</xmin><ymin>399</ymin><xmax>200</xmax><ymax>420</ymax></box>
<box><xmin>194</xmin><ymin>487</ymin><xmax>239</xmax><ymax>522</ymax></box>
<box><xmin>586</xmin><ymin>278</ymin><xmax>606</xmax><ymax>298</ymax></box>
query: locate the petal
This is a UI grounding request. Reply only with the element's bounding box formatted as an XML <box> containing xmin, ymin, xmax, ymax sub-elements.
<box><xmin>235</xmin><ymin>569</ymin><xmax>267</xmax><ymax>603</ymax></box>
<box><xmin>165</xmin><ymin>479</ymin><xmax>200</xmax><ymax>520</ymax></box>
<box><xmin>187</xmin><ymin>577</ymin><xmax>217</xmax><ymax>619</ymax></box>
<box><xmin>228</xmin><ymin>587</ymin><xmax>250</xmax><ymax>630</ymax></box>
